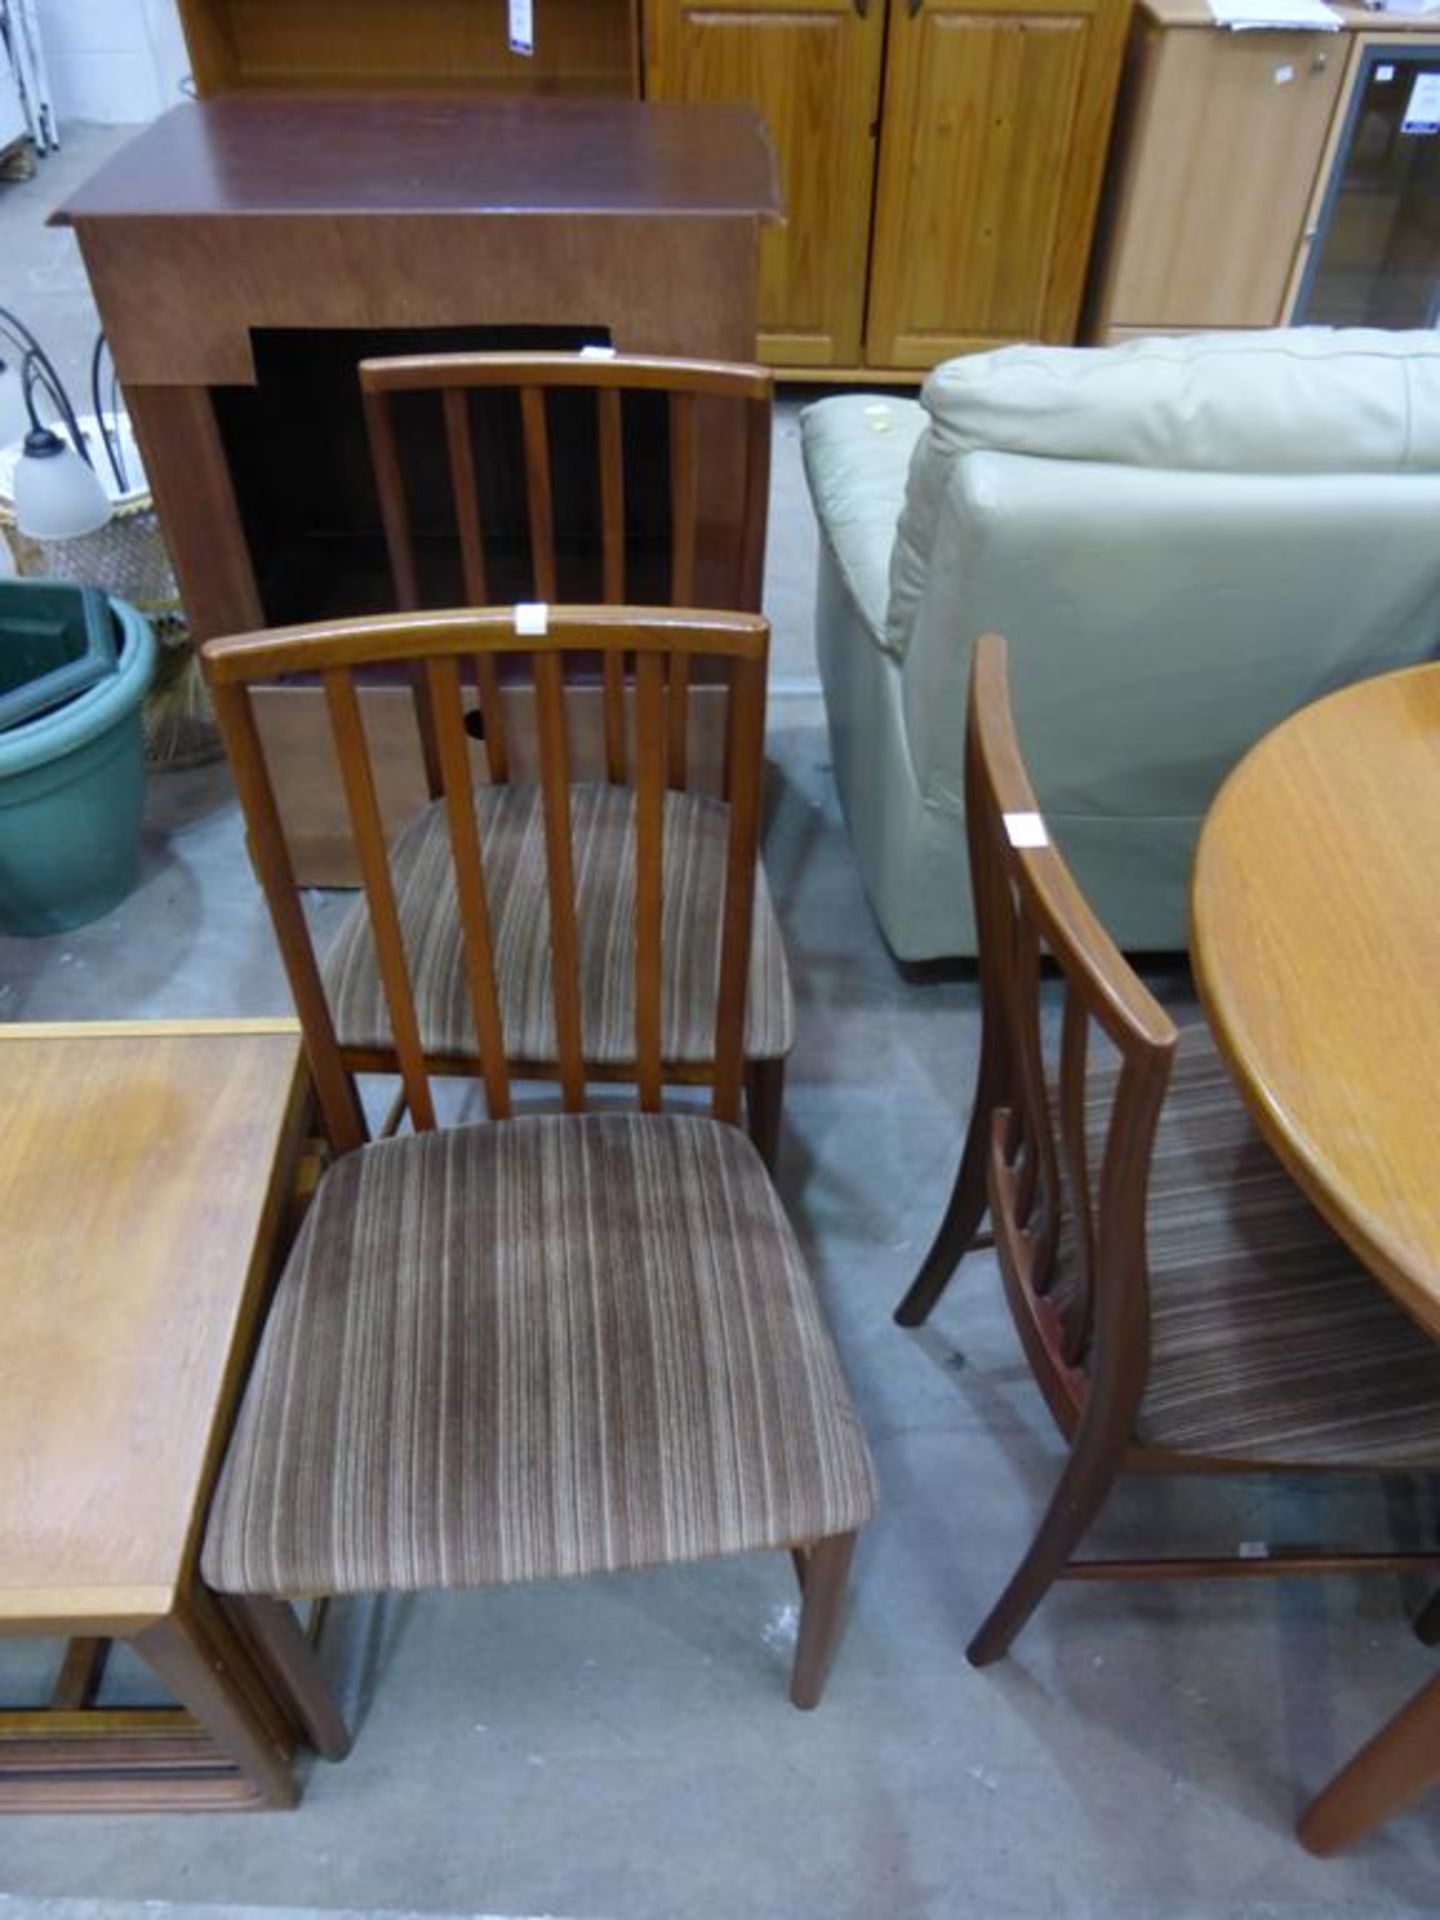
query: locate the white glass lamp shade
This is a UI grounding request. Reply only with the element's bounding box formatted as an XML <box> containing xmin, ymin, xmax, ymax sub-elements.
<box><xmin>12</xmin><ymin>428</ymin><xmax>112</xmax><ymax>540</ymax></box>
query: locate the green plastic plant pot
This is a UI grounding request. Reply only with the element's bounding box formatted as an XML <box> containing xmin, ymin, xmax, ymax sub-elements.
<box><xmin>0</xmin><ymin>594</ymin><xmax>156</xmax><ymax>935</ymax></box>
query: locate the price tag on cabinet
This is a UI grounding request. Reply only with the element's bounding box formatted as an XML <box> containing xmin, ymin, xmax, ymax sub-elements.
<box><xmin>1402</xmin><ymin>72</ymin><xmax>1440</xmax><ymax>135</ymax></box>
<box><xmin>510</xmin><ymin>0</ymin><xmax>534</xmax><ymax>57</ymax></box>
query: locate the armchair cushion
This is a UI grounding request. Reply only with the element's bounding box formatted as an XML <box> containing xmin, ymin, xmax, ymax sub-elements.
<box><xmin>888</xmin><ymin>329</ymin><xmax>1440</xmax><ymax>654</ymax></box>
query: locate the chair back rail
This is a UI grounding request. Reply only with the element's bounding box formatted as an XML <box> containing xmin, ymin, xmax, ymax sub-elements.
<box><xmin>359</xmin><ymin>353</ymin><xmax>773</xmax><ymax>800</ymax></box>
<box><xmin>966</xmin><ymin>635</ymin><xmax>1177</xmax><ymax>1431</ymax></box>
<box><xmin>204</xmin><ymin>606</ymin><xmax>769</xmax><ymax>1155</ymax></box>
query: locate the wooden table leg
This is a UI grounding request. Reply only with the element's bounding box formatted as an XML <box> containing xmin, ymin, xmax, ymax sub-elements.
<box><xmin>133</xmin><ymin>1585</ymin><xmax>299</xmax><ymax>1810</ymax></box>
<box><xmin>1299</xmin><ymin>1671</ymin><xmax>1440</xmax><ymax>1855</ymax></box>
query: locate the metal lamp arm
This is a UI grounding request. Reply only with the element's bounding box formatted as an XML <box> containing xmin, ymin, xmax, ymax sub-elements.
<box><xmin>0</xmin><ymin>305</ymin><xmax>98</xmax><ymax>474</ymax></box>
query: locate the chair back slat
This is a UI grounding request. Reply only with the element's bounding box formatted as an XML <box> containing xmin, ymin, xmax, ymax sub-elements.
<box><xmin>362</xmin><ymin>385</ymin><xmax>421</xmax><ymax>611</ymax></box>
<box><xmin>1057</xmin><ymin>978</ymin><xmax>1096</xmax><ymax>1365</ymax></box>
<box><xmin>739</xmin><ymin>391</ymin><xmax>773</xmax><ymax>612</ymax></box>
<box><xmin>521</xmin><ymin>387</ymin><xmax>558</xmax><ymax>602</ymax></box>
<box><xmin>324</xmin><ymin>666</ymin><xmax>438</xmax><ymax>1132</ymax></box>
<box><xmin>361</xmin><ymin>383</ymin><xmax>443</xmax><ymax>798</ymax></box>
<box><xmin>966</xmin><ymin>634</ymin><xmax>1175</xmax><ymax>1413</ymax></box>
<box><xmin>208</xmin><ymin>679</ymin><xmax>368</xmax><ymax>1156</ymax></box>
<box><xmin>425</xmin><ymin>655</ymin><xmax>513</xmax><ymax>1121</ymax></box>
<box><xmin>203</xmin><ymin>607</ymin><xmax>771</xmax><ymax>1140</ymax></box>
<box><xmin>441</xmin><ymin>388</ymin><xmax>509</xmax><ymax>784</ymax></box>
<box><xmin>712</xmin><ymin>652</ymin><xmax>766</xmax><ymax>1125</ymax></box>
<box><xmin>634</xmin><ymin>653</ymin><xmax>666</xmax><ymax>1111</ymax></box>
<box><xmin>532</xmin><ymin>648</ymin><xmax>586</xmax><ymax>1110</ymax></box>
<box><xmin>597</xmin><ymin>387</ymin><xmax>629</xmax><ymax>782</ymax></box>
<box><xmin>666</xmin><ymin>391</ymin><xmax>700</xmax><ymax>788</ymax></box>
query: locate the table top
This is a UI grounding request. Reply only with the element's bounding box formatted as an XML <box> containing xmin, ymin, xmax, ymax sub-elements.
<box><xmin>0</xmin><ymin>1020</ymin><xmax>304</xmax><ymax>1632</ymax></box>
<box><xmin>53</xmin><ymin>95</ymin><xmax>783</xmax><ymax>225</ymax></box>
<box><xmin>1192</xmin><ymin>665</ymin><xmax>1440</xmax><ymax>1337</ymax></box>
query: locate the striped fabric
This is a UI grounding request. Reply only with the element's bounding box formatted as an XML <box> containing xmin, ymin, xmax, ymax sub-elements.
<box><xmin>322</xmin><ymin>783</ymin><xmax>794</xmax><ymax>1065</ymax></box>
<box><xmin>202</xmin><ymin>1113</ymin><xmax>875</xmax><ymax>1597</ymax></box>
<box><xmin>1050</xmin><ymin>1028</ymin><xmax>1440</xmax><ymax>1468</ymax></box>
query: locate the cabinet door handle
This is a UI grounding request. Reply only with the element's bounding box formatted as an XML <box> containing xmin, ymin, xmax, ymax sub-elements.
<box><xmin>908</xmin><ymin>0</ymin><xmax>923</xmax><ymax>14</ymax></box>
<box><xmin>853</xmin><ymin>0</ymin><xmax>868</xmax><ymax>15</ymax></box>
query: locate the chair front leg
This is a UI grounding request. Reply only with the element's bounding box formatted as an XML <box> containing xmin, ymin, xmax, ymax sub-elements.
<box><xmin>789</xmin><ymin>1532</ymin><xmax>858</xmax><ymax>1710</ymax></box>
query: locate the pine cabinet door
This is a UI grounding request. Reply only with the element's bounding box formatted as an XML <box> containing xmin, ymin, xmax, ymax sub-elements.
<box><xmin>866</xmin><ymin>0</ymin><xmax>1130</xmax><ymax>367</ymax></box>
<box><xmin>646</xmin><ymin>0</ymin><xmax>886</xmax><ymax>367</ymax></box>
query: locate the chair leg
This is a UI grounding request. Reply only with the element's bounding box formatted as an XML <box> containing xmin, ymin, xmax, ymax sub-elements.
<box><xmin>894</xmin><ymin>1102</ymin><xmax>990</xmax><ymax>1327</ymax></box>
<box><xmin>745</xmin><ymin>1058</ymin><xmax>785</xmax><ymax>1174</ymax></box>
<box><xmin>1414</xmin><ymin>1589</ymin><xmax>1440</xmax><ymax>1646</ymax></box>
<box><xmin>1299</xmin><ymin>1672</ymin><xmax>1440</xmax><ymax>1855</ymax></box>
<box><xmin>966</xmin><ymin>1407</ymin><xmax>1127</xmax><ymax>1668</ymax></box>
<box><xmin>789</xmin><ymin>1532</ymin><xmax>858</xmax><ymax>1710</ymax></box>
<box><xmin>226</xmin><ymin>1595</ymin><xmax>353</xmax><ymax>1762</ymax></box>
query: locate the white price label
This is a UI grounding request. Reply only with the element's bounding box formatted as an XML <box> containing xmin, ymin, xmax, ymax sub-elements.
<box><xmin>509</xmin><ymin>0</ymin><xmax>534</xmax><ymax>56</ymax></box>
<box><xmin>1402</xmin><ymin>72</ymin><xmax>1440</xmax><ymax>135</ymax></box>
<box><xmin>1004</xmin><ymin>811</ymin><xmax>1049</xmax><ymax>850</ymax></box>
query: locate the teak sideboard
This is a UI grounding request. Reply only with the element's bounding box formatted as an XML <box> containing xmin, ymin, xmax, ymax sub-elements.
<box><xmin>174</xmin><ymin>0</ymin><xmax>1133</xmax><ymax>379</ymax></box>
<box><xmin>1086</xmin><ymin>0</ymin><xmax>1440</xmax><ymax>339</ymax></box>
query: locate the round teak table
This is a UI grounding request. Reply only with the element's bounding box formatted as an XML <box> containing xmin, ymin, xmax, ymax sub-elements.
<box><xmin>1192</xmin><ymin>662</ymin><xmax>1440</xmax><ymax>1856</ymax></box>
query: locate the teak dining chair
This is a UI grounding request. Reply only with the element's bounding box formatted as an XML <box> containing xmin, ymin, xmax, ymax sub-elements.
<box><xmin>198</xmin><ymin>606</ymin><xmax>874</xmax><ymax>1753</ymax></box>
<box><xmin>334</xmin><ymin>351</ymin><xmax>791</xmax><ymax>1164</ymax></box>
<box><xmin>896</xmin><ymin>633</ymin><xmax>1440</xmax><ymax>1666</ymax></box>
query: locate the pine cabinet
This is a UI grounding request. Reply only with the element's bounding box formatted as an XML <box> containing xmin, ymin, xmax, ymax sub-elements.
<box><xmin>647</xmin><ymin>0</ymin><xmax>1130</xmax><ymax>375</ymax></box>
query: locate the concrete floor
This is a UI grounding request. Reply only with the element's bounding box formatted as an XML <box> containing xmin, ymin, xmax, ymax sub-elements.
<box><xmin>4</xmin><ymin>124</ymin><xmax>1440</xmax><ymax>1920</ymax></box>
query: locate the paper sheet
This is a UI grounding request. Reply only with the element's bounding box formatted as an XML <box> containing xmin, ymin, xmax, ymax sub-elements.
<box><xmin>1208</xmin><ymin>0</ymin><xmax>1342</xmax><ymax>29</ymax></box>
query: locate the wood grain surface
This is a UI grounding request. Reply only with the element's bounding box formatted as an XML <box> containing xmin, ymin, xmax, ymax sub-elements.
<box><xmin>1192</xmin><ymin>665</ymin><xmax>1440</xmax><ymax>1338</ymax></box>
<box><xmin>0</xmin><ymin>1024</ymin><xmax>305</xmax><ymax>1631</ymax></box>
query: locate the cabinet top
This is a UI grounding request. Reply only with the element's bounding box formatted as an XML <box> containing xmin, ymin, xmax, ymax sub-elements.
<box><xmin>53</xmin><ymin>95</ymin><xmax>783</xmax><ymax>226</ymax></box>
<box><xmin>1142</xmin><ymin>0</ymin><xmax>1440</xmax><ymax>28</ymax></box>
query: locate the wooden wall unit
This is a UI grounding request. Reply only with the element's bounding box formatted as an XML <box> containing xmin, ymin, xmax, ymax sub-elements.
<box><xmin>646</xmin><ymin>0</ymin><xmax>1131</xmax><ymax>376</ymax></box>
<box><xmin>1085</xmin><ymin>0</ymin><xmax>1440</xmax><ymax>340</ymax></box>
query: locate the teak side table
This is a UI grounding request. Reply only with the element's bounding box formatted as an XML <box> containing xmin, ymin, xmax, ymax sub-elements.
<box><xmin>0</xmin><ymin>1020</ymin><xmax>311</xmax><ymax>1812</ymax></box>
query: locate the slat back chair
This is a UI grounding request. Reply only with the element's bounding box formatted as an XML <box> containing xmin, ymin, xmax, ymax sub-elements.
<box><xmin>360</xmin><ymin>352</ymin><xmax>772</xmax><ymax>797</ymax></box>
<box><xmin>198</xmin><ymin>608</ymin><xmax>874</xmax><ymax>1740</ymax></box>
<box><xmin>939</xmin><ymin>632</ymin><xmax>1177</xmax><ymax>1425</ymax></box>
<box><xmin>349</xmin><ymin>354</ymin><xmax>790</xmax><ymax>1161</ymax></box>
<box><xmin>896</xmin><ymin>634</ymin><xmax>1440</xmax><ymax>1668</ymax></box>
<box><xmin>205</xmin><ymin>605</ymin><xmax>769</xmax><ymax>1153</ymax></box>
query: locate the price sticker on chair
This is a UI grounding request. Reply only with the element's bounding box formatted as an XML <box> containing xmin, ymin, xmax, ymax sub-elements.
<box><xmin>515</xmin><ymin>603</ymin><xmax>550</xmax><ymax>636</ymax></box>
<box><xmin>1004</xmin><ymin>811</ymin><xmax>1049</xmax><ymax>849</ymax></box>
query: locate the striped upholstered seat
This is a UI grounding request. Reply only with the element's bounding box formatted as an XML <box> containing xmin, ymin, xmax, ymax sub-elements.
<box><xmin>1048</xmin><ymin>1030</ymin><xmax>1440</xmax><ymax>1470</ymax></box>
<box><xmin>202</xmin><ymin>1112</ymin><xmax>875</xmax><ymax>1598</ymax></box>
<box><xmin>323</xmin><ymin>783</ymin><xmax>793</xmax><ymax>1066</ymax></box>
<box><xmin>1134</xmin><ymin>1034</ymin><xmax>1440</xmax><ymax>1467</ymax></box>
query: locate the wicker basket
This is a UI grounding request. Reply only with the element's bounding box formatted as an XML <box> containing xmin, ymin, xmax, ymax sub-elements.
<box><xmin>0</xmin><ymin>430</ymin><xmax>222</xmax><ymax>769</ymax></box>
